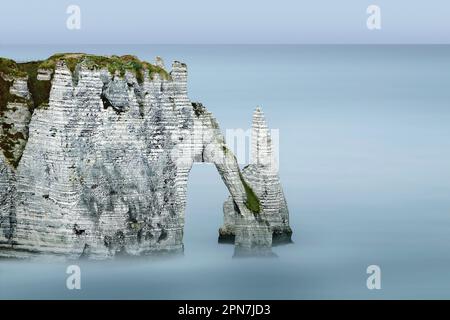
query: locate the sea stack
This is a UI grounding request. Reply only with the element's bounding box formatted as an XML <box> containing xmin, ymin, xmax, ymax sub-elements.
<box><xmin>220</xmin><ymin>107</ymin><xmax>292</xmax><ymax>252</ymax></box>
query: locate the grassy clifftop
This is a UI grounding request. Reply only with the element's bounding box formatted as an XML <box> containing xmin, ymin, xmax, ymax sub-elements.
<box><xmin>1</xmin><ymin>53</ymin><xmax>170</xmax><ymax>83</ymax></box>
<box><xmin>0</xmin><ymin>54</ymin><xmax>171</xmax><ymax>168</ymax></box>
<box><xmin>0</xmin><ymin>53</ymin><xmax>171</xmax><ymax>112</ymax></box>
<box><xmin>38</xmin><ymin>53</ymin><xmax>170</xmax><ymax>82</ymax></box>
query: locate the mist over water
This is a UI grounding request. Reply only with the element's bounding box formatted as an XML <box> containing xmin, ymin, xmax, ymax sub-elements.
<box><xmin>1</xmin><ymin>45</ymin><xmax>450</xmax><ymax>299</ymax></box>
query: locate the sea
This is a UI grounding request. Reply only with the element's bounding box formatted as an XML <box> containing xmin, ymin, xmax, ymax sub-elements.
<box><xmin>1</xmin><ymin>45</ymin><xmax>450</xmax><ymax>299</ymax></box>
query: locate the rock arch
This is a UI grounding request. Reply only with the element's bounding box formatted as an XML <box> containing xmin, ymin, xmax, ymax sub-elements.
<box><xmin>0</xmin><ymin>55</ymin><xmax>291</xmax><ymax>259</ymax></box>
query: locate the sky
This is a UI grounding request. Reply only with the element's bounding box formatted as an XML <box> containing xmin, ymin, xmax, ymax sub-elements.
<box><xmin>0</xmin><ymin>0</ymin><xmax>449</xmax><ymax>44</ymax></box>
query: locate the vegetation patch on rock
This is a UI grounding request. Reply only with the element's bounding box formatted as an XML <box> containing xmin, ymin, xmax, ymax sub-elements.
<box><xmin>239</xmin><ymin>172</ymin><xmax>261</xmax><ymax>214</ymax></box>
<box><xmin>39</xmin><ymin>53</ymin><xmax>171</xmax><ymax>83</ymax></box>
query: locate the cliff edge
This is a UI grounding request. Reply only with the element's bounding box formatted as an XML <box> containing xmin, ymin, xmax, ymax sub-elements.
<box><xmin>0</xmin><ymin>54</ymin><xmax>291</xmax><ymax>259</ymax></box>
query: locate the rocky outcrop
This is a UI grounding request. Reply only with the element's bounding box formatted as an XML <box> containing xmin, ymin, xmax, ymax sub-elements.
<box><xmin>0</xmin><ymin>54</ymin><xmax>291</xmax><ymax>259</ymax></box>
<box><xmin>220</xmin><ymin>108</ymin><xmax>292</xmax><ymax>251</ymax></box>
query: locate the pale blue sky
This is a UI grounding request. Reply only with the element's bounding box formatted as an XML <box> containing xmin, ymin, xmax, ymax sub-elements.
<box><xmin>0</xmin><ymin>0</ymin><xmax>449</xmax><ymax>44</ymax></box>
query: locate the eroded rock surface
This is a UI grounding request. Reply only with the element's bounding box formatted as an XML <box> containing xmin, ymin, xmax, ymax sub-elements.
<box><xmin>0</xmin><ymin>54</ymin><xmax>292</xmax><ymax>259</ymax></box>
<box><xmin>220</xmin><ymin>108</ymin><xmax>292</xmax><ymax>254</ymax></box>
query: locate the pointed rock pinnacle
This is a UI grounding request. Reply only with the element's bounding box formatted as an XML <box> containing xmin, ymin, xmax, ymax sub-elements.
<box><xmin>251</xmin><ymin>107</ymin><xmax>273</xmax><ymax>167</ymax></box>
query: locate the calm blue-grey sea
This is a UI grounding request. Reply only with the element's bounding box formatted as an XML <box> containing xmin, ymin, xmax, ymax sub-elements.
<box><xmin>1</xmin><ymin>45</ymin><xmax>450</xmax><ymax>299</ymax></box>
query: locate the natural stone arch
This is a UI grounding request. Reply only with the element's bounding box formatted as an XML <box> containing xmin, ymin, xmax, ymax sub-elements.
<box><xmin>0</xmin><ymin>54</ymin><xmax>290</xmax><ymax>259</ymax></box>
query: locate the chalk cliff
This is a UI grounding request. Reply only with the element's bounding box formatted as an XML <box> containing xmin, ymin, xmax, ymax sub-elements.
<box><xmin>0</xmin><ymin>54</ymin><xmax>291</xmax><ymax>259</ymax></box>
<box><xmin>220</xmin><ymin>108</ymin><xmax>292</xmax><ymax>255</ymax></box>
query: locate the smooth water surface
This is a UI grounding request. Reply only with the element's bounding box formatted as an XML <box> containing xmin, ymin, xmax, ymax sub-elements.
<box><xmin>1</xmin><ymin>45</ymin><xmax>450</xmax><ymax>299</ymax></box>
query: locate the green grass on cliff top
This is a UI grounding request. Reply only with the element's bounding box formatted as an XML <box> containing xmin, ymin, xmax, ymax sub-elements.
<box><xmin>0</xmin><ymin>58</ymin><xmax>28</xmax><ymax>78</ymax></box>
<box><xmin>0</xmin><ymin>54</ymin><xmax>170</xmax><ymax>84</ymax></box>
<box><xmin>38</xmin><ymin>53</ymin><xmax>170</xmax><ymax>82</ymax></box>
<box><xmin>0</xmin><ymin>54</ymin><xmax>171</xmax><ymax>111</ymax></box>
<box><xmin>0</xmin><ymin>54</ymin><xmax>171</xmax><ymax>168</ymax></box>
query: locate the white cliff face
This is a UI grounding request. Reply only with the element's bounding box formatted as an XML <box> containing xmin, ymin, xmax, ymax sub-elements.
<box><xmin>0</xmin><ymin>156</ymin><xmax>15</xmax><ymax>246</ymax></box>
<box><xmin>0</xmin><ymin>54</ymin><xmax>291</xmax><ymax>259</ymax></box>
<box><xmin>251</xmin><ymin>107</ymin><xmax>273</xmax><ymax>167</ymax></box>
